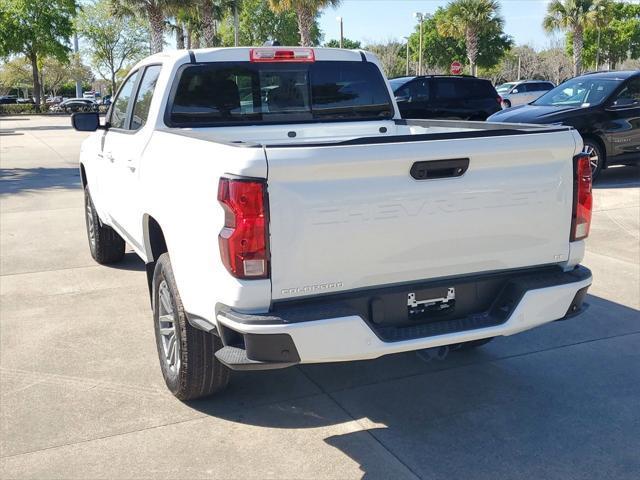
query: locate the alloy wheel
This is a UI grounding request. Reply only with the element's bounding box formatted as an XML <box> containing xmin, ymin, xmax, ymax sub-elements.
<box><xmin>157</xmin><ymin>280</ymin><xmax>180</xmax><ymax>374</ymax></box>
<box><xmin>583</xmin><ymin>143</ymin><xmax>599</xmax><ymax>172</ymax></box>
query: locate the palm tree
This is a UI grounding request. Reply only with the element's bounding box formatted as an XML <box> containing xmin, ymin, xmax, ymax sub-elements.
<box><xmin>436</xmin><ymin>0</ymin><xmax>503</xmax><ymax>77</ymax></box>
<box><xmin>543</xmin><ymin>0</ymin><xmax>604</xmax><ymax>76</ymax></box>
<box><xmin>112</xmin><ymin>0</ymin><xmax>174</xmax><ymax>53</ymax></box>
<box><xmin>268</xmin><ymin>0</ymin><xmax>340</xmax><ymax>46</ymax></box>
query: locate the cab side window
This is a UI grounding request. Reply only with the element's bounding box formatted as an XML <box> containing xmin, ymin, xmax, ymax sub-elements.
<box><xmin>109</xmin><ymin>71</ymin><xmax>139</xmax><ymax>129</ymax></box>
<box><xmin>613</xmin><ymin>78</ymin><xmax>640</xmax><ymax>106</ymax></box>
<box><xmin>131</xmin><ymin>66</ymin><xmax>162</xmax><ymax>131</ymax></box>
<box><xmin>397</xmin><ymin>80</ymin><xmax>429</xmax><ymax>102</ymax></box>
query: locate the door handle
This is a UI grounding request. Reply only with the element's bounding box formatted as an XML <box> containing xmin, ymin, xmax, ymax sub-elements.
<box><xmin>126</xmin><ymin>159</ymin><xmax>136</xmax><ymax>173</ymax></box>
<box><xmin>410</xmin><ymin>158</ymin><xmax>469</xmax><ymax>180</ymax></box>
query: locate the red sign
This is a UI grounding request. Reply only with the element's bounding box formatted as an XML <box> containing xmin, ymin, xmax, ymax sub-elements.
<box><xmin>451</xmin><ymin>61</ymin><xmax>462</xmax><ymax>75</ymax></box>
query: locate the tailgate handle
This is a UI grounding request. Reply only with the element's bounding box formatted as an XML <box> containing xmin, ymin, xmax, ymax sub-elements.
<box><xmin>410</xmin><ymin>158</ymin><xmax>469</xmax><ymax>180</ymax></box>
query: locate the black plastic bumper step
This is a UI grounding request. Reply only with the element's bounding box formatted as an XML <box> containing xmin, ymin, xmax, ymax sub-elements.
<box><xmin>215</xmin><ymin>346</ymin><xmax>297</xmax><ymax>371</ymax></box>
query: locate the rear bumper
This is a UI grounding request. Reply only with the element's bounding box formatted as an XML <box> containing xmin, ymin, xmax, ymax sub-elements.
<box><xmin>207</xmin><ymin>266</ymin><xmax>592</xmax><ymax>370</ymax></box>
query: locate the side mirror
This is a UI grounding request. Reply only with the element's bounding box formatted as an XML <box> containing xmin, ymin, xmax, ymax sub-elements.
<box><xmin>611</xmin><ymin>97</ymin><xmax>638</xmax><ymax>108</ymax></box>
<box><xmin>71</xmin><ymin>112</ymin><xmax>103</xmax><ymax>132</ymax></box>
<box><xmin>512</xmin><ymin>89</ymin><xmax>519</xmax><ymax>94</ymax></box>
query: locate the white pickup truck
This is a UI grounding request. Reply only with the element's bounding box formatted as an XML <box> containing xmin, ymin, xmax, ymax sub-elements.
<box><xmin>72</xmin><ymin>47</ymin><xmax>593</xmax><ymax>400</ymax></box>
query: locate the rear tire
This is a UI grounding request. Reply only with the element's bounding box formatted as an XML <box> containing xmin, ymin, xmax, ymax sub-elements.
<box><xmin>153</xmin><ymin>253</ymin><xmax>230</xmax><ymax>400</ymax></box>
<box><xmin>502</xmin><ymin>99</ymin><xmax>511</xmax><ymax>109</ymax></box>
<box><xmin>84</xmin><ymin>186</ymin><xmax>125</xmax><ymax>264</ymax></box>
<box><xmin>453</xmin><ymin>337</ymin><xmax>494</xmax><ymax>351</ymax></box>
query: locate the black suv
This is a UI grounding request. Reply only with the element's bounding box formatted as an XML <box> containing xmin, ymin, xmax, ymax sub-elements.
<box><xmin>488</xmin><ymin>70</ymin><xmax>640</xmax><ymax>178</ymax></box>
<box><xmin>390</xmin><ymin>75</ymin><xmax>502</xmax><ymax>121</ymax></box>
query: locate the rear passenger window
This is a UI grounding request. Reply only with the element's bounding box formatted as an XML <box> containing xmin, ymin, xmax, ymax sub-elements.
<box><xmin>435</xmin><ymin>79</ymin><xmax>458</xmax><ymax>99</ymax></box>
<box><xmin>132</xmin><ymin>65</ymin><xmax>162</xmax><ymax>131</ymax></box>
<box><xmin>435</xmin><ymin>79</ymin><xmax>495</xmax><ymax>100</ymax></box>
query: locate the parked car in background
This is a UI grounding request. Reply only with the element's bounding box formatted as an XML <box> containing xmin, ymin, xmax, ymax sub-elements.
<box><xmin>0</xmin><ymin>95</ymin><xmax>18</xmax><ymax>104</ymax></box>
<box><xmin>488</xmin><ymin>70</ymin><xmax>640</xmax><ymax>178</ymax></box>
<box><xmin>50</xmin><ymin>98</ymin><xmax>99</xmax><ymax>113</ymax></box>
<box><xmin>496</xmin><ymin>80</ymin><xmax>554</xmax><ymax>108</ymax></box>
<box><xmin>390</xmin><ymin>75</ymin><xmax>502</xmax><ymax>120</ymax></box>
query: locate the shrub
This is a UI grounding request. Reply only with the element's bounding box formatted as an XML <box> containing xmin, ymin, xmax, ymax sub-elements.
<box><xmin>0</xmin><ymin>103</ymin><xmax>40</xmax><ymax>115</ymax></box>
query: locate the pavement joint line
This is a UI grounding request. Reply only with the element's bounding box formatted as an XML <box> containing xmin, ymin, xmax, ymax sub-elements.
<box><xmin>21</xmin><ymin>131</ymin><xmax>69</xmax><ymax>163</ymax></box>
<box><xmin>324</xmin><ymin>330</ymin><xmax>640</xmax><ymax>396</ymax></box>
<box><xmin>584</xmin><ymin>250</ymin><xmax>640</xmax><ymax>266</ymax></box>
<box><xmin>604</xmin><ymin>210</ymin><xmax>640</xmax><ymax>239</ymax></box>
<box><xmin>0</xmin><ymin>390</ymin><xmax>329</xmax><ymax>460</ymax></box>
<box><xmin>593</xmin><ymin>205</ymin><xmax>640</xmax><ymax>213</ymax></box>
<box><xmin>296</xmin><ymin>365</ymin><xmax>424</xmax><ymax>480</ymax></box>
<box><xmin>0</xmin><ymin>263</ymin><xmax>127</xmax><ymax>278</ymax></box>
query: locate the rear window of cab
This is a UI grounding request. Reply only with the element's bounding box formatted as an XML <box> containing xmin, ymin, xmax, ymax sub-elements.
<box><xmin>166</xmin><ymin>61</ymin><xmax>394</xmax><ymax>127</ymax></box>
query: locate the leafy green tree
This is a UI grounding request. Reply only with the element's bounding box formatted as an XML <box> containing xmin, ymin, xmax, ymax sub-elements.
<box><xmin>366</xmin><ymin>40</ymin><xmax>405</xmax><ymax>78</ymax></box>
<box><xmin>576</xmin><ymin>1</ymin><xmax>640</xmax><ymax>69</ymax></box>
<box><xmin>0</xmin><ymin>57</ymin><xmax>32</xmax><ymax>97</ymax></box>
<box><xmin>543</xmin><ymin>0</ymin><xmax>605</xmax><ymax>76</ymax></box>
<box><xmin>268</xmin><ymin>0</ymin><xmax>339</xmax><ymax>46</ymax></box>
<box><xmin>219</xmin><ymin>0</ymin><xmax>320</xmax><ymax>46</ymax></box>
<box><xmin>111</xmin><ymin>0</ymin><xmax>172</xmax><ymax>53</ymax></box>
<box><xmin>436</xmin><ymin>0</ymin><xmax>505</xmax><ymax>76</ymax></box>
<box><xmin>0</xmin><ymin>0</ymin><xmax>77</xmax><ymax>106</ymax></box>
<box><xmin>409</xmin><ymin>7</ymin><xmax>511</xmax><ymax>75</ymax></box>
<box><xmin>77</xmin><ymin>0</ymin><xmax>148</xmax><ymax>94</ymax></box>
<box><xmin>324</xmin><ymin>38</ymin><xmax>361</xmax><ymax>49</ymax></box>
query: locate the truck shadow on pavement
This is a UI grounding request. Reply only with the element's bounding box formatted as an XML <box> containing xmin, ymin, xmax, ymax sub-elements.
<box><xmin>594</xmin><ymin>166</ymin><xmax>640</xmax><ymax>189</ymax></box>
<box><xmin>186</xmin><ymin>294</ymin><xmax>639</xmax><ymax>479</ymax></box>
<box><xmin>0</xmin><ymin>167</ymin><xmax>81</xmax><ymax>195</ymax></box>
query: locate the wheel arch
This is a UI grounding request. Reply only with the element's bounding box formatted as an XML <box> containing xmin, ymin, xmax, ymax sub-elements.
<box><xmin>582</xmin><ymin>134</ymin><xmax>607</xmax><ymax>168</ymax></box>
<box><xmin>79</xmin><ymin>163</ymin><xmax>88</xmax><ymax>189</ymax></box>
<box><xmin>142</xmin><ymin>214</ymin><xmax>169</xmax><ymax>297</ymax></box>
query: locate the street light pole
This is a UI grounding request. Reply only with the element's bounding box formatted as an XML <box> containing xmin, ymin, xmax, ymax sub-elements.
<box><xmin>413</xmin><ymin>12</ymin><xmax>423</xmax><ymax>76</ymax></box>
<box><xmin>74</xmin><ymin>32</ymin><xmax>82</xmax><ymax>98</ymax></box>
<box><xmin>233</xmin><ymin>0</ymin><xmax>239</xmax><ymax>47</ymax></box>
<box><xmin>403</xmin><ymin>37</ymin><xmax>410</xmax><ymax>76</ymax></box>
<box><xmin>336</xmin><ymin>17</ymin><xmax>343</xmax><ymax>48</ymax></box>
<box><xmin>595</xmin><ymin>28</ymin><xmax>601</xmax><ymax>70</ymax></box>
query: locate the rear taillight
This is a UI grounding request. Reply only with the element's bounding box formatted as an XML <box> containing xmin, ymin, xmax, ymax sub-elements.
<box><xmin>571</xmin><ymin>153</ymin><xmax>593</xmax><ymax>241</ymax></box>
<box><xmin>217</xmin><ymin>177</ymin><xmax>269</xmax><ymax>279</ymax></box>
<box><xmin>496</xmin><ymin>95</ymin><xmax>503</xmax><ymax>105</ymax></box>
<box><xmin>249</xmin><ymin>48</ymin><xmax>315</xmax><ymax>62</ymax></box>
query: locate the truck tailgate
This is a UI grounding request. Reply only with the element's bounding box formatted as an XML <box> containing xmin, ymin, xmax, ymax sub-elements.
<box><xmin>265</xmin><ymin>130</ymin><xmax>578</xmax><ymax>301</ymax></box>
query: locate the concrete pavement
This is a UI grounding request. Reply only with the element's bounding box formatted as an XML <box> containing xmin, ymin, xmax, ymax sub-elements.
<box><xmin>1</xmin><ymin>115</ymin><xmax>639</xmax><ymax>479</ymax></box>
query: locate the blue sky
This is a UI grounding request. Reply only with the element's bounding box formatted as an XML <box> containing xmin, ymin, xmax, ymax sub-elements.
<box><xmin>319</xmin><ymin>0</ymin><xmax>563</xmax><ymax>49</ymax></box>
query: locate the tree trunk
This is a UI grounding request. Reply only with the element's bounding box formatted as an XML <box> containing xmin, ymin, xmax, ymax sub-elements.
<box><xmin>201</xmin><ymin>0</ymin><xmax>214</xmax><ymax>47</ymax></box>
<box><xmin>186</xmin><ymin>28</ymin><xmax>192</xmax><ymax>49</ymax></box>
<box><xmin>176</xmin><ymin>22</ymin><xmax>186</xmax><ymax>49</ymax></box>
<box><xmin>110</xmin><ymin>68</ymin><xmax>117</xmax><ymax>97</ymax></box>
<box><xmin>148</xmin><ymin>5</ymin><xmax>165</xmax><ymax>53</ymax></box>
<box><xmin>29</xmin><ymin>52</ymin><xmax>41</xmax><ymax>109</ymax></box>
<box><xmin>295</xmin><ymin>6</ymin><xmax>315</xmax><ymax>47</ymax></box>
<box><xmin>192</xmin><ymin>31</ymin><xmax>201</xmax><ymax>49</ymax></box>
<box><xmin>572</xmin><ymin>26</ymin><xmax>583</xmax><ymax>77</ymax></box>
<box><xmin>466</xmin><ymin>27</ymin><xmax>478</xmax><ymax>77</ymax></box>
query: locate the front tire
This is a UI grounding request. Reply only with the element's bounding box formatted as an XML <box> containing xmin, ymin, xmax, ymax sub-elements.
<box><xmin>583</xmin><ymin>138</ymin><xmax>604</xmax><ymax>180</ymax></box>
<box><xmin>502</xmin><ymin>99</ymin><xmax>511</xmax><ymax>109</ymax></box>
<box><xmin>84</xmin><ymin>186</ymin><xmax>125</xmax><ymax>264</ymax></box>
<box><xmin>153</xmin><ymin>253</ymin><xmax>230</xmax><ymax>400</ymax></box>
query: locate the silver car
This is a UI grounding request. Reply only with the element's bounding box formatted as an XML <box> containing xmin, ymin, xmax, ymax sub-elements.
<box><xmin>497</xmin><ymin>80</ymin><xmax>554</xmax><ymax>108</ymax></box>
